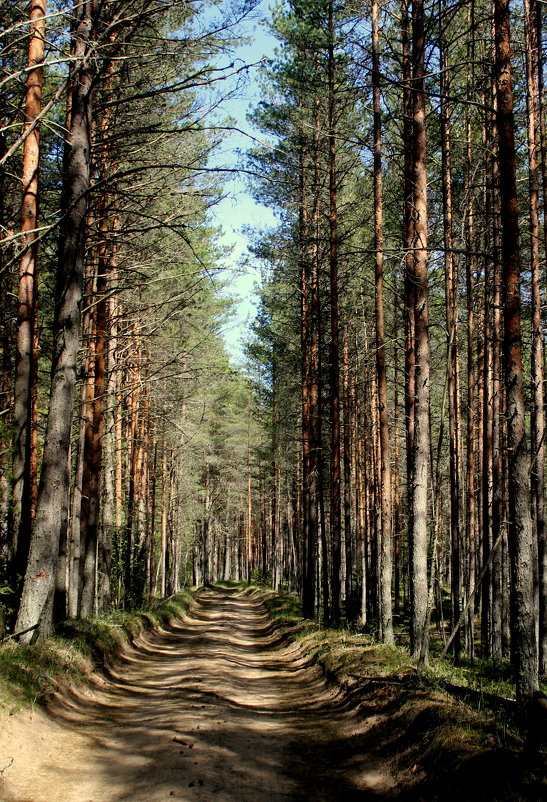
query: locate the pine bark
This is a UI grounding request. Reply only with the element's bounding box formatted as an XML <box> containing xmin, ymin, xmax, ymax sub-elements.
<box><xmin>523</xmin><ymin>0</ymin><xmax>546</xmax><ymax>675</ymax></box>
<box><xmin>493</xmin><ymin>0</ymin><xmax>538</xmax><ymax>709</ymax></box>
<box><xmin>12</xmin><ymin>0</ymin><xmax>46</xmax><ymax>587</ymax></box>
<box><xmin>15</xmin><ymin>1</ymin><xmax>97</xmax><ymax>641</ymax></box>
<box><xmin>299</xmin><ymin>137</ymin><xmax>315</xmax><ymax>618</ymax></box>
<box><xmin>372</xmin><ymin>0</ymin><xmax>393</xmax><ymax>644</ymax></box>
<box><xmin>439</xmin><ymin>28</ymin><xmax>462</xmax><ymax>662</ymax></box>
<box><xmin>464</xmin><ymin>6</ymin><xmax>478</xmax><ymax>654</ymax></box>
<box><xmin>465</xmin><ymin>118</ymin><xmax>477</xmax><ymax>658</ymax></box>
<box><xmin>409</xmin><ymin>0</ymin><xmax>431</xmax><ymax>663</ymax></box>
<box><xmin>342</xmin><ymin>329</ymin><xmax>353</xmax><ymax>618</ymax></box>
<box><xmin>401</xmin><ymin>0</ymin><xmax>416</xmax><ymax>596</ymax></box>
<box><xmin>328</xmin><ymin>2</ymin><xmax>342</xmax><ymax>624</ymax></box>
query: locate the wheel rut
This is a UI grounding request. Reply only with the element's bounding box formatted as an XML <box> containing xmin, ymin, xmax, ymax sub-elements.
<box><xmin>0</xmin><ymin>588</ymin><xmax>395</xmax><ymax>801</ymax></box>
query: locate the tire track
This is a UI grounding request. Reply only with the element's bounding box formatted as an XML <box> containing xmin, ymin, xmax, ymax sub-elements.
<box><xmin>0</xmin><ymin>588</ymin><xmax>394</xmax><ymax>801</ymax></box>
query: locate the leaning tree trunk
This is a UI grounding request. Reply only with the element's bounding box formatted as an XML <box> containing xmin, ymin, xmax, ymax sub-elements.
<box><xmin>494</xmin><ymin>0</ymin><xmax>538</xmax><ymax>711</ymax></box>
<box><xmin>15</xmin><ymin>0</ymin><xmax>97</xmax><ymax>642</ymax></box>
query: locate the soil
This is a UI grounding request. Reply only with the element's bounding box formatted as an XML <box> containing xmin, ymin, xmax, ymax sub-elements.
<box><xmin>0</xmin><ymin>588</ymin><xmax>396</xmax><ymax>801</ymax></box>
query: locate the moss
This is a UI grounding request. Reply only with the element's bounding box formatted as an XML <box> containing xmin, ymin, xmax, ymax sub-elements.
<box><xmin>0</xmin><ymin>589</ymin><xmax>194</xmax><ymax>720</ymax></box>
<box><xmin>0</xmin><ymin>638</ymin><xmax>93</xmax><ymax>713</ymax></box>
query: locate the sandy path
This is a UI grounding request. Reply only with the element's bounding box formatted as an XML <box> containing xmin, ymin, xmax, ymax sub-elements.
<box><xmin>0</xmin><ymin>588</ymin><xmax>394</xmax><ymax>801</ymax></box>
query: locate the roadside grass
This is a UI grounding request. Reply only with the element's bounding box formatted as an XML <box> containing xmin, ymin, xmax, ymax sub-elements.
<box><xmin>207</xmin><ymin>581</ymin><xmax>546</xmax><ymax>717</ymax></box>
<box><xmin>0</xmin><ymin>589</ymin><xmax>194</xmax><ymax>720</ymax></box>
<box><xmin>258</xmin><ymin>586</ymin><xmax>546</xmax><ymax>704</ymax></box>
<box><xmin>256</xmin><ymin>586</ymin><xmax>546</xmax><ymax>798</ymax></box>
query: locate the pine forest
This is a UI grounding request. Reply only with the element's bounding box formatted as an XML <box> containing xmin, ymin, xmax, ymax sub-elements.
<box><xmin>1</xmin><ymin>0</ymin><xmax>547</xmax><ymax>791</ymax></box>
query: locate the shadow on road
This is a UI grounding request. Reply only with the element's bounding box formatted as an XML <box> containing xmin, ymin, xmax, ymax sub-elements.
<box><xmin>45</xmin><ymin>589</ymin><xmax>396</xmax><ymax>801</ymax></box>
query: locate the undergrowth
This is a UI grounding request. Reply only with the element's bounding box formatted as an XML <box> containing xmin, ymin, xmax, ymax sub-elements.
<box><xmin>0</xmin><ymin>589</ymin><xmax>194</xmax><ymax>719</ymax></box>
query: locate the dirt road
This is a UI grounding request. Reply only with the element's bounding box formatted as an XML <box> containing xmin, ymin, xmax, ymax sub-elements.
<box><xmin>0</xmin><ymin>588</ymin><xmax>395</xmax><ymax>801</ymax></box>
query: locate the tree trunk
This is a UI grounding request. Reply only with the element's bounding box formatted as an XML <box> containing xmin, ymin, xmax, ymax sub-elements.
<box><xmin>409</xmin><ymin>0</ymin><xmax>431</xmax><ymax>664</ymax></box>
<box><xmin>80</xmin><ymin>202</ymin><xmax>109</xmax><ymax>618</ymax></box>
<box><xmin>160</xmin><ymin>438</ymin><xmax>168</xmax><ymax>597</ymax></box>
<box><xmin>15</xmin><ymin>0</ymin><xmax>97</xmax><ymax>642</ymax></box>
<box><xmin>299</xmin><ymin>136</ymin><xmax>315</xmax><ymax>618</ymax></box>
<box><xmin>439</xmin><ymin>13</ymin><xmax>462</xmax><ymax>663</ymax></box>
<box><xmin>342</xmin><ymin>328</ymin><xmax>353</xmax><ymax>618</ymax></box>
<box><xmin>523</xmin><ymin>0</ymin><xmax>546</xmax><ymax>675</ymax></box>
<box><xmin>401</xmin><ymin>0</ymin><xmax>416</xmax><ymax>626</ymax></box>
<box><xmin>494</xmin><ymin>0</ymin><xmax>538</xmax><ymax>711</ymax></box>
<box><xmin>465</xmin><ymin>94</ymin><xmax>477</xmax><ymax>658</ymax></box>
<box><xmin>328</xmin><ymin>1</ymin><xmax>342</xmax><ymax>624</ymax></box>
<box><xmin>373</xmin><ymin>0</ymin><xmax>393</xmax><ymax>644</ymax></box>
<box><xmin>11</xmin><ymin>0</ymin><xmax>46</xmax><ymax>588</ymax></box>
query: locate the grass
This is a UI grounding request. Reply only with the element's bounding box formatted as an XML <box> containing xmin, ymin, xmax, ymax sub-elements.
<box><xmin>2</xmin><ymin>581</ymin><xmax>542</xmax><ymax>798</ymax></box>
<box><xmin>253</xmin><ymin>586</ymin><xmax>546</xmax><ymax>798</ymax></box>
<box><xmin>0</xmin><ymin>589</ymin><xmax>194</xmax><ymax>720</ymax></box>
<box><xmin>217</xmin><ymin>583</ymin><xmax>546</xmax><ymax>714</ymax></box>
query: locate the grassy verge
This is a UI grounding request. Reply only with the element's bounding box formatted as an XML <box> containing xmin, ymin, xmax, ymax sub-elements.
<box><xmin>253</xmin><ymin>585</ymin><xmax>546</xmax><ymax>800</ymax></box>
<box><xmin>0</xmin><ymin>589</ymin><xmax>194</xmax><ymax>720</ymax></box>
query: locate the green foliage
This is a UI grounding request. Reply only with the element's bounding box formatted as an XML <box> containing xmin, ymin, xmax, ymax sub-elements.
<box><xmin>261</xmin><ymin>588</ymin><xmax>303</xmax><ymax>623</ymax></box>
<box><xmin>250</xmin><ymin>568</ymin><xmax>270</xmax><ymax>587</ymax></box>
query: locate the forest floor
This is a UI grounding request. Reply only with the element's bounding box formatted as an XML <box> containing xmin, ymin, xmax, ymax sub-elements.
<box><xmin>0</xmin><ymin>587</ymin><xmax>545</xmax><ymax>801</ymax></box>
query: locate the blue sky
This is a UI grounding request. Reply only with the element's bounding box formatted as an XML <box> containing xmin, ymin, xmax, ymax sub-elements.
<box><xmin>207</xmin><ymin>2</ymin><xmax>279</xmax><ymax>363</ymax></box>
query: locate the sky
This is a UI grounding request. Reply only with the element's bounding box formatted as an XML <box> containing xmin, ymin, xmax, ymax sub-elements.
<box><xmin>206</xmin><ymin>2</ymin><xmax>279</xmax><ymax>364</ymax></box>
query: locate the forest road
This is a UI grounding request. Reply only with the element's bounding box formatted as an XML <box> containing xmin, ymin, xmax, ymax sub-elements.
<box><xmin>0</xmin><ymin>588</ymin><xmax>396</xmax><ymax>802</ymax></box>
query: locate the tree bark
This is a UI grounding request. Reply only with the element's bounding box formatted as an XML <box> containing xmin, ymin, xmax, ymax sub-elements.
<box><xmin>15</xmin><ymin>0</ymin><xmax>97</xmax><ymax>641</ymax></box>
<box><xmin>409</xmin><ymin>0</ymin><xmax>431</xmax><ymax>663</ymax></box>
<box><xmin>328</xmin><ymin>1</ymin><xmax>342</xmax><ymax>624</ymax></box>
<box><xmin>12</xmin><ymin>0</ymin><xmax>46</xmax><ymax>588</ymax></box>
<box><xmin>342</xmin><ymin>328</ymin><xmax>353</xmax><ymax>618</ymax></box>
<box><xmin>372</xmin><ymin>0</ymin><xmax>393</xmax><ymax>644</ymax></box>
<box><xmin>401</xmin><ymin>0</ymin><xmax>416</xmax><ymax>621</ymax></box>
<box><xmin>523</xmin><ymin>0</ymin><xmax>546</xmax><ymax>675</ymax></box>
<box><xmin>465</xmin><ymin>94</ymin><xmax>477</xmax><ymax>658</ymax></box>
<box><xmin>494</xmin><ymin>0</ymin><xmax>538</xmax><ymax>710</ymax></box>
<box><xmin>299</xmin><ymin>135</ymin><xmax>315</xmax><ymax>618</ymax></box>
<box><xmin>439</xmin><ymin>23</ymin><xmax>462</xmax><ymax>662</ymax></box>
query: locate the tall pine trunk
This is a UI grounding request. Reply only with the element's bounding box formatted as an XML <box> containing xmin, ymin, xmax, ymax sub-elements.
<box><xmin>523</xmin><ymin>0</ymin><xmax>546</xmax><ymax>675</ymax></box>
<box><xmin>409</xmin><ymin>0</ymin><xmax>431</xmax><ymax>663</ymax></box>
<box><xmin>493</xmin><ymin>0</ymin><xmax>538</xmax><ymax>710</ymax></box>
<box><xmin>15</xmin><ymin>0</ymin><xmax>97</xmax><ymax>641</ymax></box>
<box><xmin>401</xmin><ymin>0</ymin><xmax>416</xmax><ymax>613</ymax></box>
<box><xmin>328</xmin><ymin>1</ymin><xmax>342</xmax><ymax>624</ymax></box>
<box><xmin>439</xmin><ymin>22</ymin><xmax>462</xmax><ymax>663</ymax></box>
<box><xmin>12</xmin><ymin>0</ymin><xmax>46</xmax><ymax>588</ymax></box>
<box><xmin>373</xmin><ymin>0</ymin><xmax>393</xmax><ymax>644</ymax></box>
